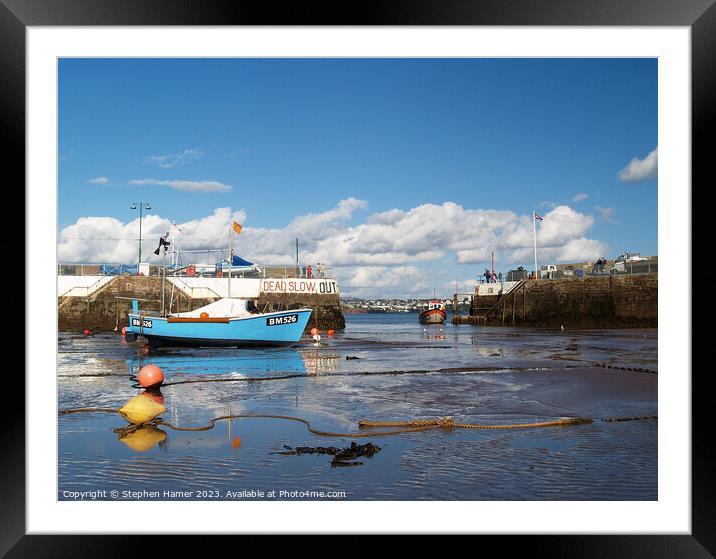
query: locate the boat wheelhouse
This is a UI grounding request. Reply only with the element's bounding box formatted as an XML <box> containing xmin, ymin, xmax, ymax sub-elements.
<box><xmin>419</xmin><ymin>299</ymin><xmax>447</xmax><ymax>324</ymax></box>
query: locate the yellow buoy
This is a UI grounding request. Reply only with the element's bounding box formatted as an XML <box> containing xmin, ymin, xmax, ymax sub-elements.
<box><xmin>118</xmin><ymin>393</ymin><xmax>167</xmax><ymax>425</ymax></box>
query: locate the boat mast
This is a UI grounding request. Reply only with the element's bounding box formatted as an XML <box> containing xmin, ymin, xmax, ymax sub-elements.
<box><xmin>168</xmin><ymin>231</ymin><xmax>177</xmax><ymax>314</ymax></box>
<box><xmin>161</xmin><ymin>242</ymin><xmax>166</xmax><ymax>315</ymax></box>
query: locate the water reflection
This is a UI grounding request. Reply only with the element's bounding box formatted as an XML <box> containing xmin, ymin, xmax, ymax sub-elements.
<box><xmin>117</xmin><ymin>425</ymin><xmax>168</xmax><ymax>452</ymax></box>
<box><xmin>126</xmin><ymin>348</ymin><xmax>308</xmax><ymax>380</ymax></box>
<box><xmin>302</xmin><ymin>351</ymin><xmax>342</xmax><ymax>375</ymax></box>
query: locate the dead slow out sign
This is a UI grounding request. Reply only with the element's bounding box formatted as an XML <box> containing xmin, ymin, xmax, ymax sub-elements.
<box><xmin>260</xmin><ymin>279</ymin><xmax>338</xmax><ymax>294</ymax></box>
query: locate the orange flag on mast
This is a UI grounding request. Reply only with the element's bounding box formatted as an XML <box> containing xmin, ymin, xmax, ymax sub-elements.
<box><xmin>232</xmin><ymin>221</ymin><xmax>243</xmax><ymax>235</ymax></box>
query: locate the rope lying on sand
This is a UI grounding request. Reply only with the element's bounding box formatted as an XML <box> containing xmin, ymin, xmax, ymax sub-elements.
<box><xmin>59</xmin><ymin>408</ymin><xmax>657</xmax><ymax>437</ymax></box>
<box><xmin>357</xmin><ymin>417</ymin><xmax>594</xmax><ymax>430</ymax></box>
<box><xmin>593</xmin><ymin>362</ymin><xmax>657</xmax><ymax>374</ymax></box>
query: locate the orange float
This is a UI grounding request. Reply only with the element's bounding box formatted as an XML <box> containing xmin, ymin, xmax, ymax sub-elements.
<box><xmin>231</xmin><ymin>437</ymin><xmax>242</xmax><ymax>449</ymax></box>
<box><xmin>200</xmin><ymin>312</ymin><xmax>209</xmax><ymax>319</ymax></box>
<box><xmin>138</xmin><ymin>364</ymin><xmax>164</xmax><ymax>388</ymax></box>
<box><xmin>310</xmin><ymin>327</ymin><xmax>319</xmax><ymax>336</ymax></box>
<box><xmin>141</xmin><ymin>389</ymin><xmax>164</xmax><ymax>405</ymax></box>
<box><xmin>327</xmin><ymin>329</ymin><xmax>335</xmax><ymax>336</ymax></box>
<box><xmin>121</xmin><ymin>326</ymin><xmax>127</xmax><ymax>335</ymax></box>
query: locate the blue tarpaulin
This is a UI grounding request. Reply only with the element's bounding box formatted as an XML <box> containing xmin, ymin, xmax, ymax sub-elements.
<box><xmin>217</xmin><ymin>255</ymin><xmax>254</xmax><ymax>269</ymax></box>
<box><xmin>232</xmin><ymin>255</ymin><xmax>254</xmax><ymax>267</ymax></box>
<box><xmin>100</xmin><ymin>264</ymin><xmax>138</xmax><ymax>275</ymax></box>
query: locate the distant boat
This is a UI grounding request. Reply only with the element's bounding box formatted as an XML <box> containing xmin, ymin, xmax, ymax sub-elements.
<box><xmin>419</xmin><ymin>299</ymin><xmax>447</xmax><ymax>324</ymax></box>
<box><xmin>126</xmin><ymin>298</ymin><xmax>312</xmax><ymax>348</ymax></box>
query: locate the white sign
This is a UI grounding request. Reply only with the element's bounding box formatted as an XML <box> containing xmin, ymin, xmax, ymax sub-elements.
<box><xmin>260</xmin><ymin>278</ymin><xmax>339</xmax><ymax>295</ymax></box>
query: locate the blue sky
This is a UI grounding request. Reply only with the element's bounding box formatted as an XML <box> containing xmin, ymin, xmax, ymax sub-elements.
<box><xmin>58</xmin><ymin>58</ymin><xmax>657</xmax><ymax>297</ymax></box>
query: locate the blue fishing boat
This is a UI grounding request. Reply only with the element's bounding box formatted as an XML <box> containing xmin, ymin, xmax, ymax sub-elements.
<box><xmin>126</xmin><ymin>298</ymin><xmax>312</xmax><ymax>348</ymax></box>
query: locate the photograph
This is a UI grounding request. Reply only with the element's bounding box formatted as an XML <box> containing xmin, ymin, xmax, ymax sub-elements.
<box><xmin>56</xmin><ymin>56</ymin><xmax>660</xmax><ymax>502</ymax></box>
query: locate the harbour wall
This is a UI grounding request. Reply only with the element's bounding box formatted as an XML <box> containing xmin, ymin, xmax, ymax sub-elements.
<box><xmin>460</xmin><ymin>274</ymin><xmax>657</xmax><ymax>328</ymax></box>
<box><xmin>58</xmin><ymin>276</ymin><xmax>345</xmax><ymax>332</ymax></box>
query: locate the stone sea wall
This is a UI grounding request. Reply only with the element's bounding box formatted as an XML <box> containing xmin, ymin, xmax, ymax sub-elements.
<box><xmin>58</xmin><ymin>276</ymin><xmax>345</xmax><ymax>332</ymax></box>
<box><xmin>465</xmin><ymin>274</ymin><xmax>657</xmax><ymax>328</ymax></box>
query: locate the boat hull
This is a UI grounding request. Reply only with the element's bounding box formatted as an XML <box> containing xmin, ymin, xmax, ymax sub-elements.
<box><xmin>419</xmin><ymin>308</ymin><xmax>446</xmax><ymax>324</ymax></box>
<box><xmin>127</xmin><ymin>309</ymin><xmax>313</xmax><ymax>348</ymax></box>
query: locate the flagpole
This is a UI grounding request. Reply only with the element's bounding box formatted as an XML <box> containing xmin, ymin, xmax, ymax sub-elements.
<box><xmin>533</xmin><ymin>210</ymin><xmax>538</xmax><ymax>279</ymax></box>
<box><xmin>228</xmin><ymin>226</ymin><xmax>232</xmax><ymax>298</ymax></box>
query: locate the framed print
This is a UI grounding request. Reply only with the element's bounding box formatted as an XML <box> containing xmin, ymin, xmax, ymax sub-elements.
<box><xmin>5</xmin><ymin>0</ymin><xmax>708</xmax><ymax>554</ymax></box>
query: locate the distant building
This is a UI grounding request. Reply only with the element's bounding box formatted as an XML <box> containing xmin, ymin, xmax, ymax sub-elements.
<box><xmin>507</xmin><ymin>267</ymin><xmax>529</xmax><ymax>282</ymax></box>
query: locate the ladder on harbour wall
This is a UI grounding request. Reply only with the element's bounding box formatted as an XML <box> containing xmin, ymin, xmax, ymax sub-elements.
<box><xmin>454</xmin><ymin>280</ymin><xmax>527</xmax><ymax>326</ymax></box>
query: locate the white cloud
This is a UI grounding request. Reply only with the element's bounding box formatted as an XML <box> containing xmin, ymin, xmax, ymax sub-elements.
<box><xmin>572</xmin><ymin>193</ymin><xmax>589</xmax><ymax>202</ymax></box>
<box><xmin>618</xmin><ymin>147</ymin><xmax>658</xmax><ymax>183</ymax></box>
<box><xmin>595</xmin><ymin>206</ymin><xmax>617</xmax><ymax>224</ymax></box>
<box><xmin>129</xmin><ymin>178</ymin><xmax>232</xmax><ymax>193</ymax></box>
<box><xmin>58</xmin><ymin>199</ymin><xmax>607</xmax><ymax>296</ymax></box>
<box><xmin>336</xmin><ymin>266</ymin><xmax>430</xmax><ymax>298</ymax></box>
<box><xmin>145</xmin><ymin>148</ymin><xmax>203</xmax><ymax>168</ymax></box>
<box><xmin>86</xmin><ymin>177</ymin><xmax>110</xmax><ymax>185</ymax></box>
<box><xmin>58</xmin><ymin>208</ymin><xmax>247</xmax><ymax>264</ymax></box>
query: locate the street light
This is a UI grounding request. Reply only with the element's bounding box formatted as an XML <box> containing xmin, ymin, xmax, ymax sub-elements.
<box><xmin>130</xmin><ymin>202</ymin><xmax>152</xmax><ymax>267</ymax></box>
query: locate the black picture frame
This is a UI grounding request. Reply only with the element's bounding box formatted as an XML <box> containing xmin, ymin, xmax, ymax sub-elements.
<box><xmin>7</xmin><ymin>0</ymin><xmax>705</xmax><ymax>554</ymax></box>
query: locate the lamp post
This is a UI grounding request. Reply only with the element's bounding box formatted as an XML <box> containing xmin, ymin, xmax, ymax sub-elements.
<box><xmin>130</xmin><ymin>202</ymin><xmax>152</xmax><ymax>267</ymax></box>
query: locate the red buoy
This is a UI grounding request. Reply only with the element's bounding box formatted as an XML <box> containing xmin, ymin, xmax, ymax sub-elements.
<box><xmin>82</xmin><ymin>328</ymin><xmax>92</xmax><ymax>336</ymax></box>
<box><xmin>310</xmin><ymin>327</ymin><xmax>319</xmax><ymax>336</ymax></box>
<box><xmin>141</xmin><ymin>389</ymin><xmax>164</xmax><ymax>405</ymax></box>
<box><xmin>138</xmin><ymin>364</ymin><xmax>164</xmax><ymax>388</ymax></box>
<box><xmin>327</xmin><ymin>329</ymin><xmax>335</xmax><ymax>336</ymax></box>
<box><xmin>121</xmin><ymin>326</ymin><xmax>127</xmax><ymax>335</ymax></box>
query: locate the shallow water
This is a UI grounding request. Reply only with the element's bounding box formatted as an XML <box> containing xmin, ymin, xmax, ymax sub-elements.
<box><xmin>58</xmin><ymin>314</ymin><xmax>657</xmax><ymax>500</ymax></box>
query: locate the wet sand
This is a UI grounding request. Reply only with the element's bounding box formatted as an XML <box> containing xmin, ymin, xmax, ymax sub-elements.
<box><xmin>58</xmin><ymin>314</ymin><xmax>657</xmax><ymax>500</ymax></box>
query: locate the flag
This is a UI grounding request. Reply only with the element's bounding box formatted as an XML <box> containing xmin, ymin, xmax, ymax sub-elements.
<box><xmin>153</xmin><ymin>233</ymin><xmax>171</xmax><ymax>255</ymax></box>
<box><xmin>534</xmin><ymin>212</ymin><xmax>544</xmax><ymax>221</ymax></box>
<box><xmin>232</xmin><ymin>221</ymin><xmax>243</xmax><ymax>235</ymax></box>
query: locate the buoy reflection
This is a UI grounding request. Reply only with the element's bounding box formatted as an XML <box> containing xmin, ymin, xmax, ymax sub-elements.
<box><xmin>117</xmin><ymin>424</ymin><xmax>167</xmax><ymax>452</ymax></box>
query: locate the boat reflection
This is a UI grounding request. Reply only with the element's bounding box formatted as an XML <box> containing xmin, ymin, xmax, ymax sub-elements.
<box><xmin>421</xmin><ymin>329</ymin><xmax>446</xmax><ymax>341</ymax></box>
<box><xmin>301</xmin><ymin>350</ymin><xmax>342</xmax><ymax>375</ymax></box>
<box><xmin>126</xmin><ymin>348</ymin><xmax>308</xmax><ymax>380</ymax></box>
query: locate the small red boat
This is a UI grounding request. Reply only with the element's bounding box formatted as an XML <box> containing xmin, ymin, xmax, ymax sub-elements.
<box><xmin>419</xmin><ymin>299</ymin><xmax>447</xmax><ymax>324</ymax></box>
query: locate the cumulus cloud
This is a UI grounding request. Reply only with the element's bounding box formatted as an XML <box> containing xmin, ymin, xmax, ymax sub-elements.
<box><xmin>572</xmin><ymin>193</ymin><xmax>589</xmax><ymax>202</ymax></box>
<box><xmin>618</xmin><ymin>147</ymin><xmax>658</xmax><ymax>183</ymax></box>
<box><xmin>145</xmin><ymin>148</ymin><xmax>203</xmax><ymax>168</ymax></box>
<box><xmin>129</xmin><ymin>178</ymin><xmax>232</xmax><ymax>193</ymax></box>
<box><xmin>86</xmin><ymin>176</ymin><xmax>110</xmax><ymax>185</ymax></box>
<box><xmin>595</xmin><ymin>206</ymin><xmax>617</xmax><ymax>224</ymax></box>
<box><xmin>58</xmin><ymin>199</ymin><xmax>607</xmax><ymax>296</ymax></box>
<box><xmin>336</xmin><ymin>266</ymin><xmax>430</xmax><ymax>298</ymax></box>
<box><xmin>58</xmin><ymin>207</ymin><xmax>247</xmax><ymax>264</ymax></box>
